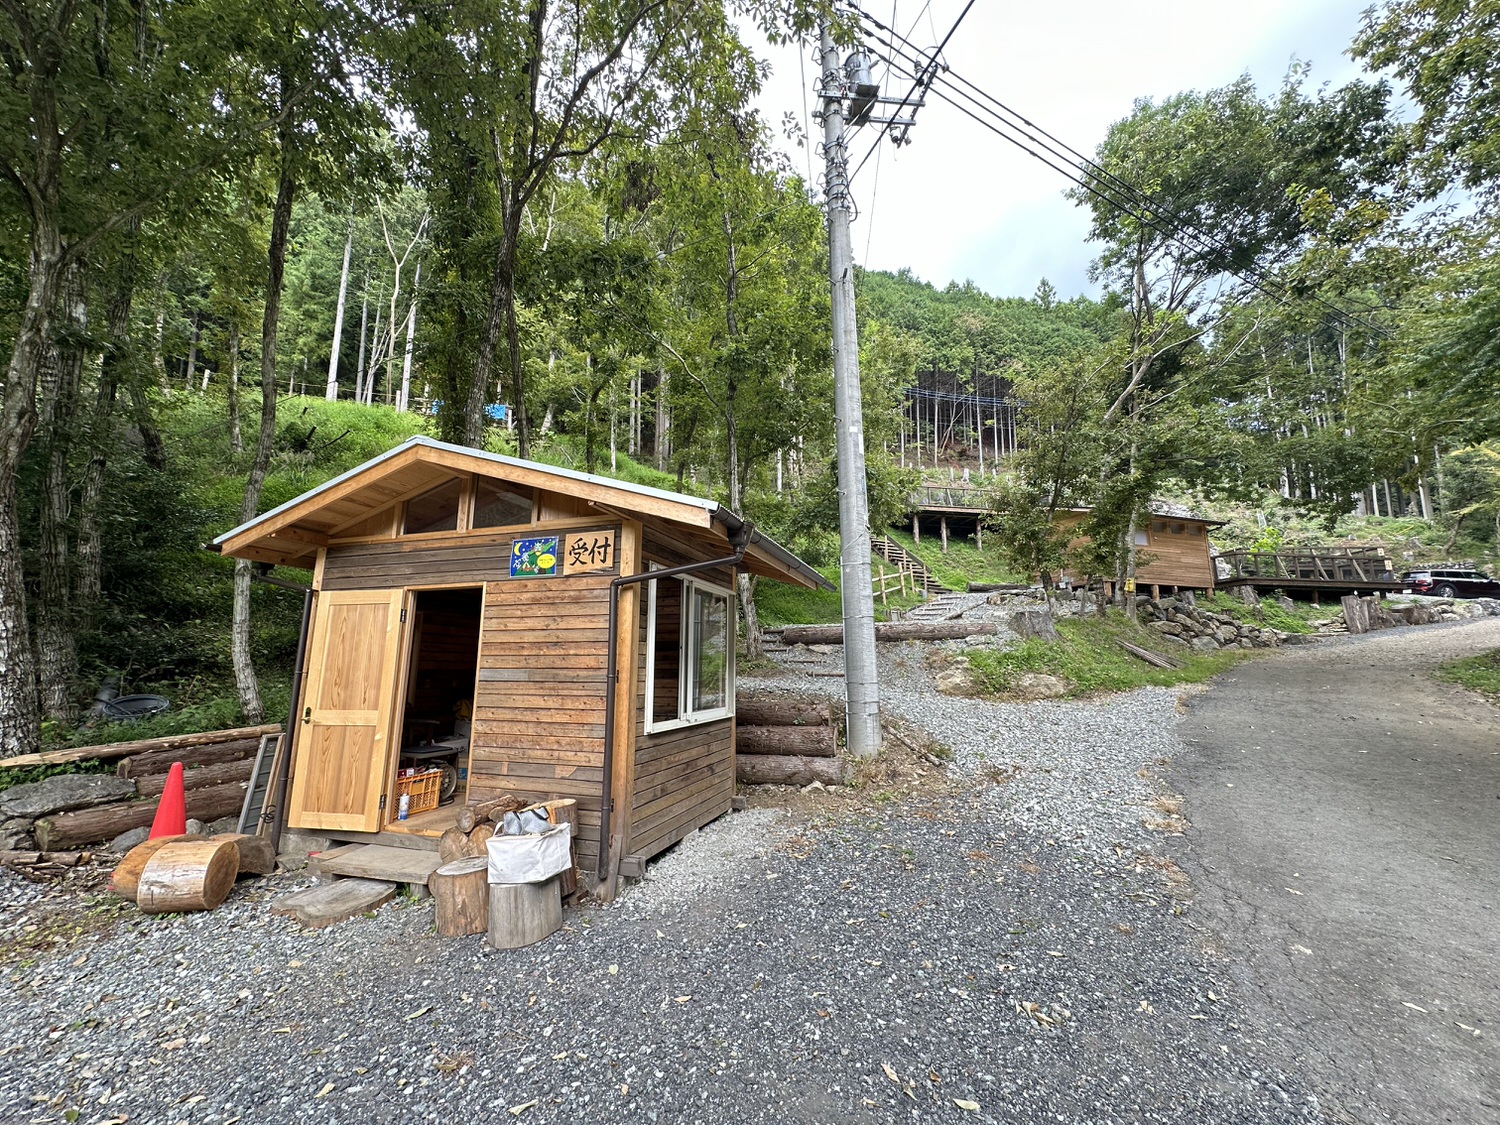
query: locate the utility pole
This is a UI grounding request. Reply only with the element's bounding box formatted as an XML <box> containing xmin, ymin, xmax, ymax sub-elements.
<box><xmin>818</xmin><ymin>19</ymin><xmax>881</xmax><ymax>759</ymax></box>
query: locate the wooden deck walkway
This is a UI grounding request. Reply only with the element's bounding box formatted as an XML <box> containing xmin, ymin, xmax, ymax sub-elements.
<box><xmin>1216</xmin><ymin>547</ymin><xmax>1405</xmax><ymax>595</ymax></box>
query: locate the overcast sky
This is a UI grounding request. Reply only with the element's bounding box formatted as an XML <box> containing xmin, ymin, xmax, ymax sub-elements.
<box><xmin>747</xmin><ymin>1</ymin><xmax>1379</xmax><ymax>301</ymax></box>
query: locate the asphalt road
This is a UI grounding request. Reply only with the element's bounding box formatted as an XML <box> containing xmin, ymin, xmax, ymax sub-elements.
<box><xmin>1170</xmin><ymin>617</ymin><xmax>1500</xmax><ymax>1125</ymax></box>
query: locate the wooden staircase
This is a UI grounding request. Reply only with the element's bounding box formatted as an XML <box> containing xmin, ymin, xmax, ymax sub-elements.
<box><xmin>871</xmin><ymin>535</ymin><xmax>949</xmax><ymax>597</ymax></box>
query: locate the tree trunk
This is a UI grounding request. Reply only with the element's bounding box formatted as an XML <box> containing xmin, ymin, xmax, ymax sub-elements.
<box><xmin>232</xmin><ymin>125</ymin><xmax>297</xmax><ymax>726</ymax></box>
<box><xmin>36</xmin><ymin>258</ymin><xmax>89</xmax><ymax>722</ymax></box>
<box><xmin>226</xmin><ymin>319</ymin><xmax>242</xmax><ymax>453</ymax></box>
<box><xmin>779</xmin><ymin>621</ymin><xmax>999</xmax><ymax>645</ymax></box>
<box><xmin>398</xmin><ymin>260</ymin><xmax>420</xmax><ymax>412</ymax></box>
<box><xmin>326</xmin><ymin>213</ymin><xmax>353</xmax><ymax>401</ymax></box>
<box><xmin>0</xmin><ymin>224</ymin><xmax>65</xmax><ymax>759</ymax></box>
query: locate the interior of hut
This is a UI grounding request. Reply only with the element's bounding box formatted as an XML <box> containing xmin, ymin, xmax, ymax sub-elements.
<box><xmin>387</xmin><ymin>586</ymin><xmax>483</xmax><ymax>836</ymax></box>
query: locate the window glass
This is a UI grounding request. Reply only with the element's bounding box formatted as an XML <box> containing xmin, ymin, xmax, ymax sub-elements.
<box><xmin>690</xmin><ymin>586</ymin><xmax>728</xmax><ymax>712</ymax></box>
<box><xmin>646</xmin><ymin>574</ymin><xmax>733</xmax><ymax>731</ymax></box>
<box><xmin>473</xmin><ymin>479</ymin><xmax>533</xmax><ymax>528</ymax></box>
<box><xmin>404</xmin><ymin>479</ymin><xmax>462</xmax><ymax>534</ymax></box>
<box><xmin>649</xmin><ymin>579</ymin><xmax>682</xmax><ymax>723</ymax></box>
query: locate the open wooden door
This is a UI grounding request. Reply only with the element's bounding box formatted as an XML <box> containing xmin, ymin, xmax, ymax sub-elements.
<box><xmin>286</xmin><ymin>589</ymin><xmax>407</xmax><ymax>832</ymax></box>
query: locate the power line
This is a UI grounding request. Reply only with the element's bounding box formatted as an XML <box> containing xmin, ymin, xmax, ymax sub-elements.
<box><xmin>849</xmin><ymin>4</ymin><xmax>1395</xmax><ymax>343</ymax></box>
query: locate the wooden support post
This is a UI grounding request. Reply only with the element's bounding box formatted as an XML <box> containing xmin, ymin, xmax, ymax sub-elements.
<box><xmin>975</xmin><ymin>522</ymin><xmax>982</xmax><ymax>550</ymax></box>
<box><xmin>912</xmin><ymin>515</ymin><xmax>920</xmax><ymax>543</ymax></box>
<box><xmin>940</xmin><ymin>515</ymin><xmax>948</xmax><ymax>554</ymax></box>
<box><xmin>1150</xmin><ymin>584</ymin><xmax>1160</xmax><ymax>603</ymax></box>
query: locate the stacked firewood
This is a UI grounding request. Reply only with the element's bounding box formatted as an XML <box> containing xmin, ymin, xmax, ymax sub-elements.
<box><xmin>735</xmin><ymin>693</ymin><xmax>850</xmax><ymax>787</ymax></box>
<box><xmin>436</xmin><ymin>795</ymin><xmax>530</xmax><ymax>864</ymax></box>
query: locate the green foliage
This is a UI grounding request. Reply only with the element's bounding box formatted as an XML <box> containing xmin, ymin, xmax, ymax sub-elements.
<box><xmin>753</xmin><ymin>568</ymin><xmax>845</xmax><ymax>629</ymax></box>
<box><xmin>885</xmin><ymin>529</ymin><xmax>1020</xmax><ymax>591</ymax></box>
<box><xmin>1199</xmin><ymin>592</ymin><xmax>1319</xmax><ymax>635</ymax></box>
<box><xmin>966</xmin><ymin>615</ymin><xmax>1246</xmax><ymax>697</ymax></box>
<box><xmin>1435</xmin><ymin>648</ymin><xmax>1500</xmax><ymax>705</ymax></box>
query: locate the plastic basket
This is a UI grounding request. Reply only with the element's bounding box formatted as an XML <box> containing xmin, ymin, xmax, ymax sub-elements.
<box><xmin>396</xmin><ymin>769</ymin><xmax>443</xmax><ymax>816</ymax></box>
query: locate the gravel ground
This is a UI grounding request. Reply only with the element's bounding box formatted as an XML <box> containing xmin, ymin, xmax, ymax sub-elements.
<box><xmin>0</xmin><ymin>609</ymin><xmax>1354</xmax><ymax>1125</ymax></box>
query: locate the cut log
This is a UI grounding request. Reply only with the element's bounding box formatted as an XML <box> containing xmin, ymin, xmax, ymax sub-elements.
<box><xmin>1009</xmin><ymin>609</ymin><xmax>1060</xmax><ymax>642</ymax></box>
<box><xmin>0</xmin><ymin>724</ymin><xmax>281</xmax><ymax>772</ymax></box>
<box><xmin>736</xmin><ymin>725</ymin><xmax>838</xmax><ymax>757</ymax></box>
<box><xmin>119</xmin><ymin>738</ymin><xmax>263</xmax><ymax>780</ymax></box>
<box><xmin>735</xmin><ymin>754</ymin><xmax>850</xmax><ymax>787</ymax></box>
<box><xmin>110</xmin><ymin>834</ymin><xmax>195</xmax><ymax>902</ymax></box>
<box><xmin>779</xmin><ymin>621</ymin><xmax>999</xmax><ymax>645</ymax></box>
<box><xmin>464</xmin><ymin>824</ymin><xmax>495</xmax><ymax>859</ymax></box>
<box><xmin>208</xmin><ymin>832</ymin><xmax>276</xmax><ymax>876</ymax></box>
<box><xmin>136</xmin><ymin>839</ymin><xmax>239</xmax><ymax>914</ymax></box>
<box><xmin>34</xmin><ymin>782</ymin><xmax>249</xmax><ymax>851</ymax></box>
<box><xmin>455</xmin><ymin>806</ymin><xmax>476</xmax><ymax>834</ymax></box>
<box><xmin>438</xmin><ymin>827</ymin><xmax>469</xmax><ymax>864</ymax></box>
<box><xmin>487</xmin><ymin>877</ymin><xmax>562</xmax><ymax>949</ymax></box>
<box><xmin>431</xmin><ymin>856</ymin><xmax>490</xmax><ymax>937</ymax></box>
<box><xmin>734</xmin><ymin>695</ymin><xmax>839</xmax><ymax>728</ymax></box>
<box><xmin>470</xmin><ymin>795</ymin><xmax>527</xmax><ymax>824</ymax></box>
<box><xmin>136</xmin><ymin>758</ymin><xmax>255</xmax><ymax>797</ymax></box>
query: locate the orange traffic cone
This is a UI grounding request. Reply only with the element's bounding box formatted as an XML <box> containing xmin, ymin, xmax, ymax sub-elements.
<box><xmin>148</xmin><ymin>762</ymin><xmax>188</xmax><ymax>838</ymax></box>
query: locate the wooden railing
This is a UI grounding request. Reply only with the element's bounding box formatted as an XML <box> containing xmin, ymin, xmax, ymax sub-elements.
<box><xmin>910</xmin><ymin>484</ymin><xmax>990</xmax><ymax>510</ymax></box>
<box><xmin>1216</xmin><ymin>547</ymin><xmax>1395</xmax><ymax>584</ymax></box>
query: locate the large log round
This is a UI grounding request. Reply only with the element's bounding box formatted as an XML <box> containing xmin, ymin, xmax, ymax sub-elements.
<box><xmin>734</xmin><ymin>695</ymin><xmax>839</xmax><ymax>728</ymax></box>
<box><xmin>735</xmin><ymin>754</ymin><xmax>849</xmax><ymax>787</ymax></box>
<box><xmin>432</xmin><ymin>856</ymin><xmax>490</xmax><ymax>937</ymax></box>
<box><xmin>208</xmin><ymin>832</ymin><xmax>276</xmax><ymax>876</ymax></box>
<box><xmin>736</xmin><ymin>725</ymin><xmax>837</xmax><ymax>757</ymax></box>
<box><xmin>487</xmin><ymin>877</ymin><xmax>562</xmax><ymax>950</ymax></box>
<box><xmin>136</xmin><ymin>839</ymin><xmax>239</xmax><ymax>914</ymax></box>
<box><xmin>110</xmin><ymin>834</ymin><xmax>193</xmax><ymax>902</ymax></box>
<box><xmin>34</xmin><ymin>782</ymin><xmax>250</xmax><ymax>852</ymax></box>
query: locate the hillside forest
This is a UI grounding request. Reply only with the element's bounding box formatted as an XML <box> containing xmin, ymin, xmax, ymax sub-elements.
<box><xmin>3</xmin><ymin>1</ymin><xmax>1500</xmax><ymax>758</ymax></box>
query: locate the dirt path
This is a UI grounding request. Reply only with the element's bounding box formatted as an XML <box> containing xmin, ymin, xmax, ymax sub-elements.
<box><xmin>1170</xmin><ymin>617</ymin><xmax>1500</xmax><ymax>1125</ymax></box>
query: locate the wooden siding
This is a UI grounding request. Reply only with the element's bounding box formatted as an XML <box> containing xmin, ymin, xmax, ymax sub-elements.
<box><xmin>1053</xmin><ymin>512</ymin><xmax>1216</xmax><ymax>591</ymax></box>
<box><xmin>624</xmin><ymin>527</ymin><xmax>737</xmax><ymax>865</ymax></box>
<box><xmin>469</xmin><ymin>574</ymin><xmax>614</xmax><ymax>874</ymax></box>
<box><xmin>1139</xmin><ymin>519</ymin><xmax>1215</xmax><ymax>589</ymax></box>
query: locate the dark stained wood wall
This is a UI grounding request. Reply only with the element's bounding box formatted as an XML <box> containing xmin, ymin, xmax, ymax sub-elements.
<box><xmin>321</xmin><ymin>524</ymin><xmax>621</xmax><ymax>873</ymax></box>
<box><xmin>625</xmin><ymin>530</ymin><xmax>737</xmax><ymax>865</ymax></box>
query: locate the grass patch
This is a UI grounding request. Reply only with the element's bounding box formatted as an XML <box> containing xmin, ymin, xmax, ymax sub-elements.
<box><xmin>965</xmin><ymin>613</ymin><xmax>1248</xmax><ymax>697</ymax></box>
<box><xmin>886</xmin><ymin>528</ymin><xmax>1022</xmax><ymax>592</ymax></box>
<box><xmin>1435</xmin><ymin>648</ymin><xmax>1500</xmax><ymax>705</ymax></box>
<box><xmin>753</xmin><ymin>563</ymin><xmax>924</xmax><ymax>628</ymax></box>
<box><xmin>1199</xmin><ymin>592</ymin><xmax>1323</xmax><ymax>635</ymax></box>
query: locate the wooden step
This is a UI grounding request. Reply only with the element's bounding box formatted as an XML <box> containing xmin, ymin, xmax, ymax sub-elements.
<box><xmin>310</xmin><ymin>844</ymin><xmax>444</xmax><ymax>886</ymax></box>
<box><xmin>271</xmin><ymin>878</ymin><xmax>396</xmax><ymax>928</ymax></box>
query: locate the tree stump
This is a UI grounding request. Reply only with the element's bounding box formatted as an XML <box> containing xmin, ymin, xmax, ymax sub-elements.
<box><xmin>136</xmin><ymin>839</ymin><xmax>239</xmax><ymax>914</ymax></box>
<box><xmin>1009</xmin><ymin>609</ymin><xmax>1060</xmax><ymax>642</ymax></box>
<box><xmin>487</xmin><ymin>878</ymin><xmax>562</xmax><ymax>949</ymax></box>
<box><xmin>431</xmin><ymin>856</ymin><xmax>490</xmax><ymax>937</ymax></box>
<box><xmin>110</xmin><ymin>834</ymin><xmax>193</xmax><ymax>902</ymax></box>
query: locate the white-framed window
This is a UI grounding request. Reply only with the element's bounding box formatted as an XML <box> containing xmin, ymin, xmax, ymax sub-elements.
<box><xmin>645</xmin><ymin>571</ymin><xmax>735</xmax><ymax>733</ymax></box>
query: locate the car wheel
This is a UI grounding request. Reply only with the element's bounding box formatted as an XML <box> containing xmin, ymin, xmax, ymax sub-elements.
<box><xmin>1434</xmin><ymin>583</ymin><xmax>1456</xmax><ymax>598</ymax></box>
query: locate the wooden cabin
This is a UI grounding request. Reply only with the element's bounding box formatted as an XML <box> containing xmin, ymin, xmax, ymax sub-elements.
<box><xmin>1053</xmin><ymin>506</ymin><xmax>1221</xmax><ymax>594</ymax></box>
<box><xmin>213</xmin><ymin>436</ymin><xmax>828</xmax><ymax>897</ymax></box>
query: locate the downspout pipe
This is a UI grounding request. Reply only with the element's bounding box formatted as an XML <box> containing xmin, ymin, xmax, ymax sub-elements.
<box><xmin>597</xmin><ymin>527</ymin><xmax>752</xmax><ymax>882</ymax></box>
